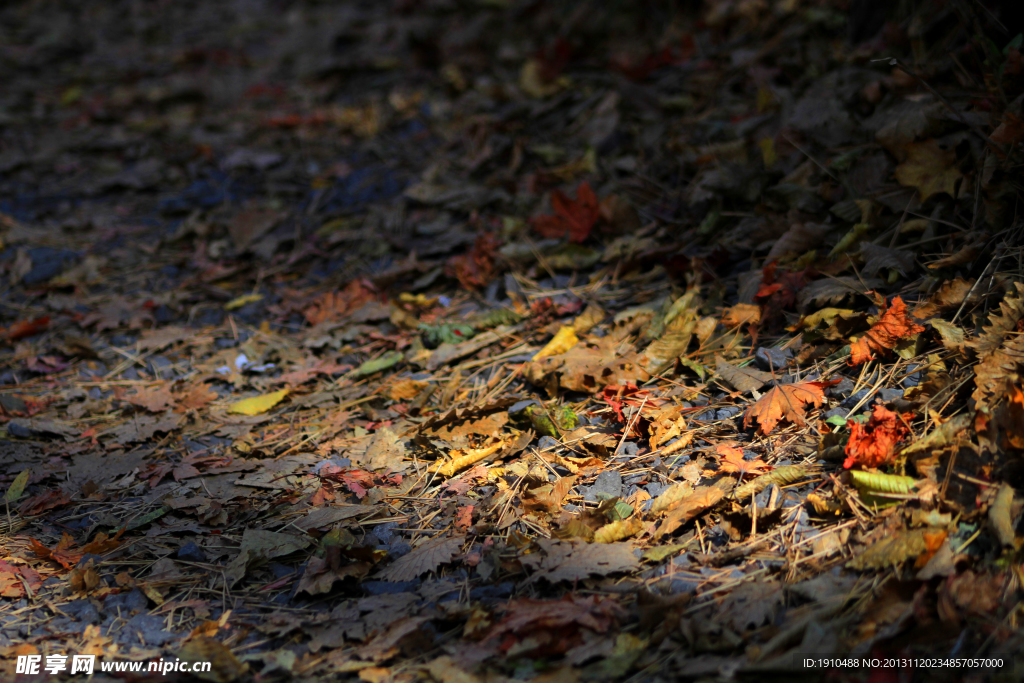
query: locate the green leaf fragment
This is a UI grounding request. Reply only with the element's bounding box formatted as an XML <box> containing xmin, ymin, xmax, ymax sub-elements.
<box><xmin>4</xmin><ymin>470</ymin><xmax>30</xmax><ymax>504</ymax></box>
<box><xmin>350</xmin><ymin>350</ymin><xmax>404</xmax><ymax>378</ymax></box>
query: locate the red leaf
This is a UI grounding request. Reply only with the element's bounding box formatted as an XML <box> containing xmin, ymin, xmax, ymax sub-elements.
<box><xmin>843</xmin><ymin>404</ymin><xmax>913</xmax><ymax>469</ymax></box>
<box><xmin>532</xmin><ymin>182</ymin><xmax>600</xmax><ymax>243</ymax></box>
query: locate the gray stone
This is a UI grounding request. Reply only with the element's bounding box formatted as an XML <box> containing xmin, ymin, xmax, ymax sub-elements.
<box><xmin>584</xmin><ymin>470</ymin><xmax>623</xmax><ymax>502</ymax></box>
<box><xmin>754</xmin><ymin>347</ymin><xmax>792</xmax><ymax>371</ymax></box>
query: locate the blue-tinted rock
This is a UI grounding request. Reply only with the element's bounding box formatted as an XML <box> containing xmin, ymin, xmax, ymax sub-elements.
<box><xmin>754</xmin><ymin>347</ymin><xmax>792</xmax><ymax>371</ymax></box>
<box><xmin>177</xmin><ymin>542</ymin><xmax>207</xmax><ymax>563</ymax></box>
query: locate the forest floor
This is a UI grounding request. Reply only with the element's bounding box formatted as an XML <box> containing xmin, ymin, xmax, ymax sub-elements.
<box><xmin>2</xmin><ymin>0</ymin><xmax>1024</xmax><ymax>681</ymax></box>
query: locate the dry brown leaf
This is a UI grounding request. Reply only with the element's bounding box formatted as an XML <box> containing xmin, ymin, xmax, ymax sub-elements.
<box><xmin>522</xmin><ymin>476</ymin><xmax>577</xmax><ymax>515</ymax></box>
<box><xmin>913</xmin><ymin>277</ymin><xmax>976</xmax><ymax>318</ymax></box>
<box><xmin>654</xmin><ymin>485</ymin><xmax>724</xmax><ymax>538</ymax></box>
<box><xmin>742</xmin><ymin>380</ymin><xmax>833</xmax><ymax>435</ymax></box>
<box><xmin>715</xmin><ymin>355</ymin><xmax>773</xmax><ymax>393</ymax></box>
<box><xmin>722</xmin><ymin>303</ymin><xmax>761</xmax><ymax>328</ymax></box>
<box><xmin>377</xmin><ymin>535</ymin><xmax>464</xmax><ymax>582</ymax></box>
<box><xmin>178</xmin><ymin>638</ymin><xmax>248</xmax><ymax>683</ymax></box>
<box><xmin>522</xmin><ymin>539</ymin><xmax>639</xmax><ymax>583</ymax></box>
<box><xmin>848</xmin><ymin>528</ymin><xmax>947</xmax><ymax>570</ymax></box>
<box><xmin>989</xmin><ymin>484</ymin><xmax>1018</xmax><ymax>548</ymax></box>
<box><xmin>650</xmin><ymin>482</ymin><xmax>695</xmax><ymax>515</ymax></box>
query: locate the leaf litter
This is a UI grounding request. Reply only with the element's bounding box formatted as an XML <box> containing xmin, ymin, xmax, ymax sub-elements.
<box><xmin>1</xmin><ymin>0</ymin><xmax>1024</xmax><ymax>680</ymax></box>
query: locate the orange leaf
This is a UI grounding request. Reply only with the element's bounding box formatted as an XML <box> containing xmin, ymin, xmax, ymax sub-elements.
<box><xmin>743</xmin><ymin>380</ymin><xmax>836</xmax><ymax>435</ymax></box>
<box><xmin>843</xmin><ymin>403</ymin><xmax>913</xmax><ymax>469</ymax></box>
<box><xmin>716</xmin><ymin>443</ymin><xmax>769</xmax><ymax>476</ymax></box>
<box><xmin>849</xmin><ymin>296</ymin><xmax>924</xmax><ymax>365</ymax></box>
<box><xmin>5</xmin><ymin>316</ymin><xmax>50</xmax><ymax>342</ymax></box>
<box><xmin>532</xmin><ymin>182</ymin><xmax>599</xmax><ymax>243</ymax></box>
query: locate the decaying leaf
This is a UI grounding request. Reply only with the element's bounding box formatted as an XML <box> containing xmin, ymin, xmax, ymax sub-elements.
<box><xmin>522</xmin><ymin>539</ymin><xmax>639</xmax><ymax>583</ymax></box>
<box><xmin>848</xmin><ymin>528</ymin><xmax>947</xmax><ymax>570</ymax></box>
<box><xmin>178</xmin><ymin>637</ymin><xmax>248</xmax><ymax>683</ymax></box>
<box><xmin>733</xmin><ymin>464</ymin><xmax>813</xmax><ymax>500</ymax></box>
<box><xmin>742</xmin><ymin>380</ymin><xmax>834</xmax><ymax>435</ymax></box>
<box><xmin>378</xmin><ymin>534</ymin><xmax>464</xmax><ymax>582</ymax></box>
<box><xmin>225</xmin><ymin>529</ymin><xmax>310</xmax><ymax>587</ymax></box>
<box><xmin>524</xmin><ymin>336</ymin><xmax>650</xmax><ymax>394</ymax></box>
<box><xmin>649</xmin><ymin>482</ymin><xmax>695</xmax><ymax>515</ymax></box>
<box><xmin>969</xmin><ymin>283</ymin><xmax>1024</xmax><ymax>410</ymax></box>
<box><xmin>715</xmin><ymin>355</ymin><xmax>773</xmax><ymax>393</ymax></box>
<box><xmin>849</xmin><ymin>296</ymin><xmax>925</xmax><ymax>365</ymax></box>
<box><xmin>989</xmin><ymin>484</ymin><xmax>1018</xmax><ymax>548</ymax></box>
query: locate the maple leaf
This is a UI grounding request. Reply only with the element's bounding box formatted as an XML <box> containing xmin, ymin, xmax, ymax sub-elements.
<box><xmin>532</xmin><ymin>182</ymin><xmax>599</xmax><ymax>243</ymax></box>
<box><xmin>742</xmin><ymin>380</ymin><xmax>836</xmax><ymax>435</ymax></box>
<box><xmin>716</xmin><ymin>443</ymin><xmax>769</xmax><ymax>476</ymax></box>
<box><xmin>849</xmin><ymin>296</ymin><xmax>925</xmax><ymax>365</ymax></box>
<box><xmin>843</xmin><ymin>403</ymin><xmax>912</xmax><ymax>469</ymax></box>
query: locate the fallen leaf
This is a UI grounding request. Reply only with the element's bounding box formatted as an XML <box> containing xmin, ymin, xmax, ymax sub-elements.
<box><xmin>716</xmin><ymin>355</ymin><xmax>773</xmax><ymax>393</ymax></box>
<box><xmin>843</xmin><ymin>403</ymin><xmax>913</xmax><ymax>469</ymax></box>
<box><xmin>532</xmin><ymin>182</ymin><xmax>600</xmax><ymax>243</ymax></box>
<box><xmin>849</xmin><ymin>296</ymin><xmax>925</xmax><ymax>365</ymax></box>
<box><xmin>428</xmin><ymin>440</ymin><xmax>506</xmax><ymax>477</ymax></box>
<box><xmin>377</xmin><ymin>534</ymin><xmax>464</xmax><ymax>582</ymax></box>
<box><xmin>721</xmin><ymin>303</ymin><xmax>760</xmax><ymax>327</ymax></box>
<box><xmin>533</xmin><ymin>326</ymin><xmax>579</xmax><ymax>360</ymax></box>
<box><xmin>178</xmin><ymin>637</ymin><xmax>248</xmax><ymax>683</ymax></box>
<box><xmin>654</xmin><ymin>485</ymin><xmax>725</xmax><ymax>538</ymax></box>
<box><xmin>4</xmin><ymin>470</ymin><xmax>30</xmax><ymax>503</ymax></box>
<box><xmin>594</xmin><ymin>518</ymin><xmax>642</xmax><ymax>543</ymax></box>
<box><xmin>894</xmin><ymin>139</ymin><xmax>962</xmax><ymax>202</ymax></box>
<box><xmin>227</xmin><ymin>389</ymin><xmax>290</xmax><ymax>416</ymax></box>
<box><xmin>224</xmin><ymin>529</ymin><xmax>310</xmax><ymax>587</ymax></box>
<box><xmin>522</xmin><ymin>539</ymin><xmax>639</xmax><ymax>583</ymax></box>
<box><xmin>716</xmin><ymin>443</ymin><xmax>769</xmax><ymax>476</ymax></box>
<box><xmin>742</xmin><ymin>380</ymin><xmax>834</xmax><ymax>435</ymax></box>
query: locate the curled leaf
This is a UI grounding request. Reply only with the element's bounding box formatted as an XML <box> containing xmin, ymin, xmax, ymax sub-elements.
<box><xmin>594</xmin><ymin>518</ymin><xmax>642</xmax><ymax>543</ymax></box>
<box><xmin>533</xmin><ymin>326</ymin><xmax>579</xmax><ymax>360</ymax></box>
<box><xmin>733</xmin><ymin>464</ymin><xmax>814</xmax><ymax>500</ymax></box>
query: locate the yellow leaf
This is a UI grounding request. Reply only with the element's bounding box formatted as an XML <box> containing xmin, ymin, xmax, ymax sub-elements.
<box><xmin>224</xmin><ymin>293</ymin><xmax>263</xmax><ymax>310</ymax></box>
<box><xmin>532</xmin><ymin>326</ymin><xmax>579</xmax><ymax>360</ymax></box>
<box><xmin>894</xmin><ymin>139</ymin><xmax>962</xmax><ymax>202</ymax></box>
<box><xmin>594</xmin><ymin>518</ymin><xmax>642</xmax><ymax>543</ymax></box>
<box><xmin>227</xmin><ymin>389</ymin><xmax>290</xmax><ymax>416</ymax></box>
<box><xmin>428</xmin><ymin>441</ymin><xmax>505</xmax><ymax>477</ymax></box>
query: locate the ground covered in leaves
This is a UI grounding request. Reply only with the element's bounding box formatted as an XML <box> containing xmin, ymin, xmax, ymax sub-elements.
<box><xmin>2</xmin><ymin>0</ymin><xmax>1024</xmax><ymax>681</ymax></box>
